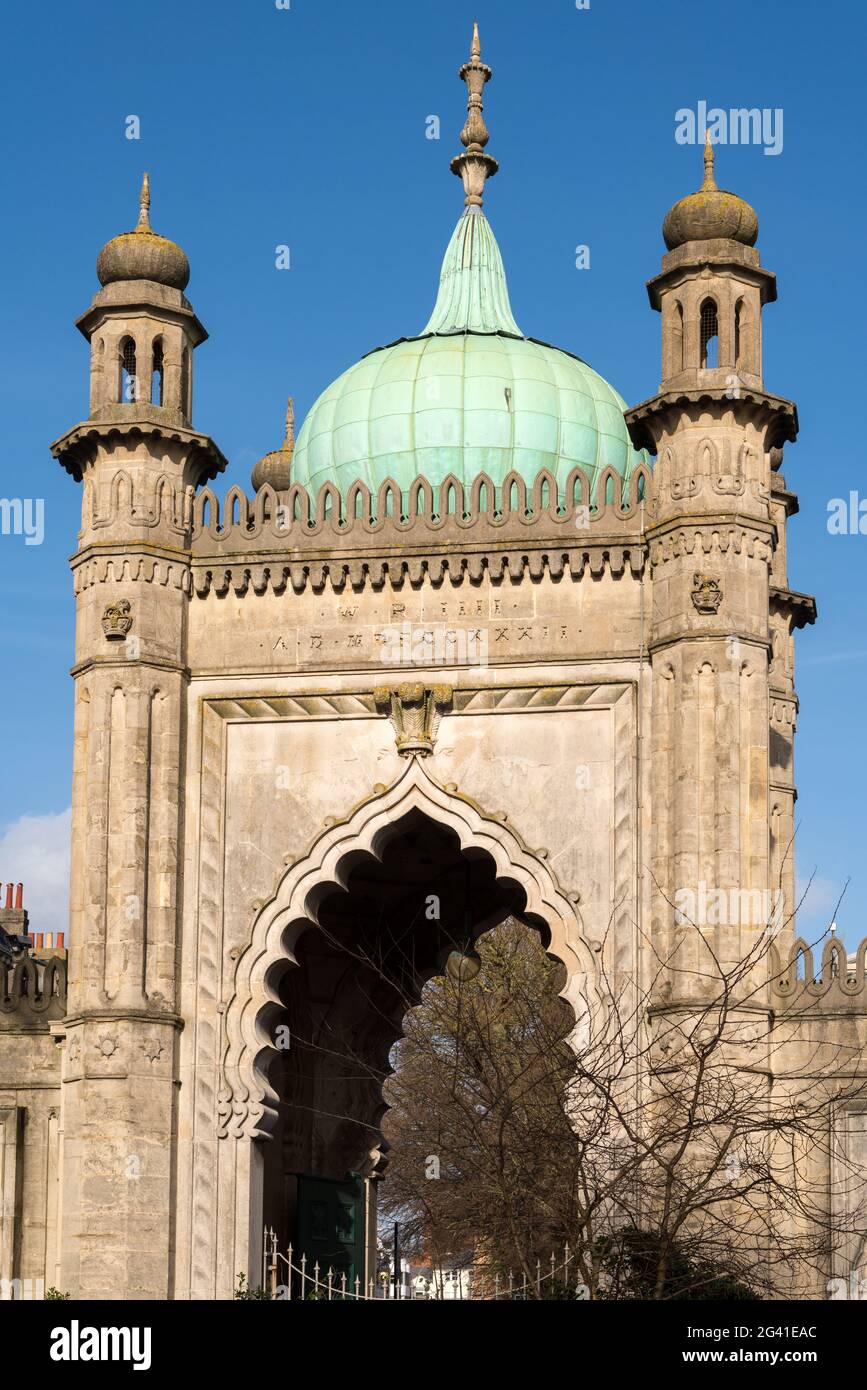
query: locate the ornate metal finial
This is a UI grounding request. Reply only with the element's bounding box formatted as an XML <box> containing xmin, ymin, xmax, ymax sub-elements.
<box><xmin>701</xmin><ymin>133</ymin><xmax>718</xmax><ymax>192</ymax></box>
<box><xmin>450</xmin><ymin>23</ymin><xmax>499</xmax><ymax>208</ymax></box>
<box><xmin>283</xmin><ymin>396</ymin><xmax>295</xmax><ymax>453</ymax></box>
<box><xmin>137</xmin><ymin>173</ymin><xmax>151</xmax><ymax>231</ymax></box>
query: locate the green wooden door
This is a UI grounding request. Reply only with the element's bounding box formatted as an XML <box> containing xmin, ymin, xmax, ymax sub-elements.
<box><xmin>294</xmin><ymin>1172</ymin><xmax>366</xmax><ymax>1297</ymax></box>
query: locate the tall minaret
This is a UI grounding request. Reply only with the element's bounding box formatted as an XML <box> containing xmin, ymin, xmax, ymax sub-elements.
<box><xmin>51</xmin><ymin>177</ymin><xmax>226</xmax><ymax>1298</ymax></box>
<box><xmin>626</xmin><ymin>140</ymin><xmax>814</xmax><ymax>991</ymax></box>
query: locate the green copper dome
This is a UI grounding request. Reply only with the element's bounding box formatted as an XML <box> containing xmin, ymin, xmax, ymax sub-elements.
<box><xmin>290</xmin><ymin>27</ymin><xmax>647</xmax><ymax>505</ymax></box>
<box><xmin>292</xmin><ymin>210</ymin><xmax>645</xmax><ymax>503</ymax></box>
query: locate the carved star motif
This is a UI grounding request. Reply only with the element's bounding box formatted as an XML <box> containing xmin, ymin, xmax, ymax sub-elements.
<box><xmin>141</xmin><ymin>1038</ymin><xmax>163</xmax><ymax>1063</ymax></box>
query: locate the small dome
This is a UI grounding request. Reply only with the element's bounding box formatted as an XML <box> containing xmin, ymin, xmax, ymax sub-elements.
<box><xmin>663</xmin><ymin>138</ymin><xmax>758</xmax><ymax>251</ymax></box>
<box><xmin>252</xmin><ymin>399</ymin><xmax>295</xmax><ymax>492</ymax></box>
<box><xmin>96</xmin><ymin>175</ymin><xmax>190</xmax><ymax>290</ymax></box>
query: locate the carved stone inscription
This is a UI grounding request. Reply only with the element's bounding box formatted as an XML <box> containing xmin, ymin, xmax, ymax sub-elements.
<box><xmin>250</xmin><ymin>588</ymin><xmax>582</xmax><ymax>670</ymax></box>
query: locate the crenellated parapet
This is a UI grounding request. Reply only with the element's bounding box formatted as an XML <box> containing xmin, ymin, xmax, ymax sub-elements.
<box><xmin>0</xmin><ymin>954</ymin><xmax>67</xmax><ymax>1028</ymax></box>
<box><xmin>194</xmin><ymin>463</ymin><xmax>651</xmax><ymax>539</ymax></box>
<box><xmin>771</xmin><ymin>937</ymin><xmax>867</xmax><ymax>1013</ymax></box>
<box><xmin>68</xmin><ymin>464</ymin><xmax>654</xmax><ymax>597</ymax></box>
<box><xmin>190</xmin><ymin>467</ymin><xmax>650</xmax><ymax>593</ymax></box>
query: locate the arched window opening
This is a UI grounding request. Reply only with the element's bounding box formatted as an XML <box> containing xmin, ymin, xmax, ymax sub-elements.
<box><xmin>672</xmin><ymin>301</ymin><xmax>684</xmax><ymax>374</ymax></box>
<box><xmin>91</xmin><ymin>338</ymin><xmax>105</xmax><ymax>408</ymax></box>
<box><xmin>180</xmin><ymin>346</ymin><xmax>191</xmax><ymax>417</ymax></box>
<box><xmin>734</xmin><ymin>300</ymin><xmax>744</xmax><ymax>369</ymax></box>
<box><xmin>151</xmin><ymin>338</ymin><xmax>164</xmax><ymax>406</ymax></box>
<box><xmin>699</xmin><ymin>299</ymin><xmax>719</xmax><ymax>369</ymax></box>
<box><xmin>120</xmin><ymin>337</ymin><xmax>137</xmax><ymax>402</ymax></box>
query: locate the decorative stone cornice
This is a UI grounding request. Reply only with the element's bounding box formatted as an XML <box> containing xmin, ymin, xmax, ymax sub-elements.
<box><xmin>770</xmin><ymin>694</ymin><xmax>798</xmax><ymax>729</ymax></box>
<box><xmin>649</xmin><ymin>632</ymin><xmax>771</xmax><ymax>658</ymax></box>
<box><xmin>770</xmin><ymin>471</ymin><xmax>800</xmax><ymax>518</ymax></box>
<box><xmin>625</xmin><ymin>387</ymin><xmax>798</xmax><ymax>453</ymax></box>
<box><xmin>203</xmin><ymin>681</ymin><xmax>632</xmax><ymax>727</ymax></box>
<box><xmin>190</xmin><ymin>543</ymin><xmax>646</xmax><ymax>597</ymax></box>
<box><xmin>62</xmin><ymin>1008</ymin><xmax>183</xmax><ymax>1029</ymax></box>
<box><xmin>75</xmin><ymin>278</ymin><xmax>206</xmax><ymax>345</ymax></box>
<box><xmin>770</xmin><ymin>585</ymin><xmax>817</xmax><ymax>629</ymax></box>
<box><xmin>70</xmin><ymin>654</ymin><xmax>190</xmax><ymax>679</ymax></box>
<box><xmin>649</xmin><ymin>520</ymin><xmax>774</xmax><ymax>567</ymax></box>
<box><xmin>73</xmin><ymin>553</ymin><xmax>192</xmax><ymax>594</ymax></box>
<box><xmin>52</xmin><ymin>417</ymin><xmax>227</xmax><ymax>484</ymax></box>
<box><xmin>645</xmin><ymin>247</ymin><xmax>777</xmax><ymax>309</ymax></box>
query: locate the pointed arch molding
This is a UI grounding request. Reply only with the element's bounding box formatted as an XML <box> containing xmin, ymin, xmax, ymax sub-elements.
<box><xmin>218</xmin><ymin>757</ymin><xmax>603</xmax><ymax>1142</ymax></box>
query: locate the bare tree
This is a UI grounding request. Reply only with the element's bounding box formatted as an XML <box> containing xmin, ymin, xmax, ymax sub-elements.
<box><xmin>371</xmin><ymin>905</ymin><xmax>867</xmax><ymax>1300</ymax></box>
<box><xmin>277</xmin><ymin>876</ymin><xmax>867</xmax><ymax>1300</ymax></box>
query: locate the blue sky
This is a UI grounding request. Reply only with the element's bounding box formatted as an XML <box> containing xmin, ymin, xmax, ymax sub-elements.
<box><xmin>0</xmin><ymin>0</ymin><xmax>864</xmax><ymax>942</ymax></box>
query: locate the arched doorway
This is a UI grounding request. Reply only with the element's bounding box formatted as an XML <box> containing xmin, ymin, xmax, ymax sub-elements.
<box><xmin>218</xmin><ymin>761</ymin><xmax>600</xmax><ymax>1295</ymax></box>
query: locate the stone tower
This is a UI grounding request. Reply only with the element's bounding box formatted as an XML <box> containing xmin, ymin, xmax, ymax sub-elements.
<box><xmin>50</xmin><ymin>177</ymin><xmax>226</xmax><ymax>1298</ymax></box>
<box><xmin>625</xmin><ymin>136</ymin><xmax>814</xmax><ymax>984</ymax></box>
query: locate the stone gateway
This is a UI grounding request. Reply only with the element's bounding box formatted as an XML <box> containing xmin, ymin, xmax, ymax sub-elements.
<box><xmin>1</xmin><ymin>27</ymin><xmax>865</xmax><ymax>1300</ymax></box>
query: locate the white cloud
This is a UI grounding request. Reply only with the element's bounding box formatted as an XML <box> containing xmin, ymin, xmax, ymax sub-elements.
<box><xmin>0</xmin><ymin>808</ymin><xmax>71</xmax><ymax>939</ymax></box>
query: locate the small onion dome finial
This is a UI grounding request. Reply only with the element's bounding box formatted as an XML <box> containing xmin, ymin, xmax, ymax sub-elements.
<box><xmin>96</xmin><ymin>173</ymin><xmax>190</xmax><ymax>290</ymax></box>
<box><xmin>662</xmin><ymin>138</ymin><xmax>758</xmax><ymax>251</ymax></box>
<box><xmin>450</xmin><ymin>22</ymin><xmax>499</xmax><ymax>208</ymax></box>
<box><xmin>137</xmin><ymin>172</ymin><xmax>152</xmax><ymax>230</ymax></box>
<box><xmin>252</xmin><ymin>396</ymin><xmax>295</xmax><ymax>492</ymax></box>
<box><xmin>702</xmin><ymin>132</ymin><xmax>717</xmax><ymax>191</ymax></box>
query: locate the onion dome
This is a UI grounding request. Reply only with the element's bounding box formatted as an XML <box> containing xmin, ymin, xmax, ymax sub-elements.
<box><xmin>663</xmin><ymin>135</ymin><xmax>758</xmax><ymax>251</ymax></box>
<box><xmin>290</xmin><ymin>25</ymin><xmax>647</xmax><ymax>501</ymax></box>
<box><xmin>96</xmin><ymin>174</ymin><xmax>190</xmax><ymax>290</ymax></box>
<box><xmin>252</xmin><ymin>398</ymin><xmax>295</xmax><ymax>492</ymax></box>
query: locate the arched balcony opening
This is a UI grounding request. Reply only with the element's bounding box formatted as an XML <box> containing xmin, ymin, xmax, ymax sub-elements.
<box><xmin>699</xmin><ymin>298</ymin><xmax>719</xmax><ymax>369</ymax></box>
<box><xmin>119</xmin><ymin>336</ymin><xmax>137</xmax><ymax>403</ymax></box>
<box><xmin>151</xmin><ymin>337</ymin><xmax>164</xmax><ymax>406</ymax></box>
